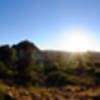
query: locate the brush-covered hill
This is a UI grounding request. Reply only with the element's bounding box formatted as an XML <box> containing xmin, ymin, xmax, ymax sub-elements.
<box><xmin>0</xmin><ymin>40</ymin><xmax>100</xmax><ymax>99</ymax></box>
<box><xmin>0</xmin><ymin>40</ymin><xmax>99</xmax><ymax>87</ymax></box>
<box><xmin>43</xmin><ymin>50</ymin><xmax>100</xmax><ymax>68</ymax></box>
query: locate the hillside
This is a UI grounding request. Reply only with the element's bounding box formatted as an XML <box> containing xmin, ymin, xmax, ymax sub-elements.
<box><xmin>0</xmin><ymin>40</ymin><xmax>100</xmax><ymax>99</ymax></box>
<box><xmin>0</xmin><ymin>40</ymin><xmax>100</xmax><ymax>86</ymax></box>
<box><xmin>43</xmin><ymin>50</ymin><xmax>100</xmax><ymax>68</ymax></box>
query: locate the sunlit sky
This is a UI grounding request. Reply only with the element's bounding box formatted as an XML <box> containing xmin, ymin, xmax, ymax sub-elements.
<box><xmin>0</xmin><ymin>0</ymin><xmax>100</xmax><ymax>51</ymax></box>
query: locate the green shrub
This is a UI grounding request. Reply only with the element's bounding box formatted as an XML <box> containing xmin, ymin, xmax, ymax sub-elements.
<box><xmin>46</xmin><ymin>71</ymin><xmax>69</xmax><ymax>87</ymax></box>
<box><xmin>44</xmin><ymin>64</ymin><xmax>59</xmax><ymax>75</ymax></box>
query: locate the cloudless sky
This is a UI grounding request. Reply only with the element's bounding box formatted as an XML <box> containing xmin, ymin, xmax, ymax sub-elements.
<box><xmin>0</xmin><ymin>0</ymin><xmax>100</xmax><ymax>51</ymax></box>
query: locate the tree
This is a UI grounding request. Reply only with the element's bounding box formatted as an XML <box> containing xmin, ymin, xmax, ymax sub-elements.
<box><xmin>13</xmin><ymin>40</ymin><xmax>40</xmax><ymax>85</ymax></box>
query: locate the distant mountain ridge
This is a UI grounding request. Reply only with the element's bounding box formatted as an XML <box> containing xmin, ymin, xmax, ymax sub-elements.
<box><xmin>12</xmin><ymin>40</ymin><xmax>100</xmax><ymax>67</ymax></box>
<box><xmin>43</xmin><ymin>50</ymin><xmax>100</xmax><ymax>68</ymax></box>
<box><xmin>0</xmin><ymin>40</ymin><xmax>100</xmax><ymax>68</ymax></box>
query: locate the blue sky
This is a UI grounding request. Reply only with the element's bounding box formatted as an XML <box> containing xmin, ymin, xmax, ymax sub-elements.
<box><xmin>0</xmin><ymin>0</ymin><xmax>100</xmax><ymax>51</ymax></box>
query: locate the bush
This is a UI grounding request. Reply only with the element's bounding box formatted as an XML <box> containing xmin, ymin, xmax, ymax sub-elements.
<box><xmin>44</xmin><ymin>63</ymin><xmax>59</xmax><ymax>75</ymax></box>
<box><xmin>46</xmin><ymin>71</ymin><xmax>69</xmax><ymax>87</ymax></box>
<box><xmin>0</xmin><ymin>61</ymin><xmax>10</xmax><ymax>79</ymax></box>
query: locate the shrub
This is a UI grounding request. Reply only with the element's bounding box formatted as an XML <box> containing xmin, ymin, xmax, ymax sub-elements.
<box><xmin>46</xmin><ymin>71</ymin><xmax>69</xmax><ymax>87</ymax></box>
<box><xmin>44</xmin><ymin>63</ymin><xmax>59</xmax><ymax>75</ymax></box>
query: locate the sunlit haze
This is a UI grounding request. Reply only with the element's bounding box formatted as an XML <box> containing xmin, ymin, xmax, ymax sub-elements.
<box><xmin>49</xmin><ymin>28</ymin><xmax>97</xmax><ymax>52</ymax></box>
<box><xmin>66</xmin><ymin>29</ymin><xmax>95</xmax><ymax>52</ymax></box>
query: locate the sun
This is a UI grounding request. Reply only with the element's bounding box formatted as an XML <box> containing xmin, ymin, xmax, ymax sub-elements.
<box><xmin>66</xmin><ymin>32</ymin><xmax>92</xmax><ymax>52</ymax></box>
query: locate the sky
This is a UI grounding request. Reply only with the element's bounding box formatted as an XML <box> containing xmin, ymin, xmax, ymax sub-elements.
<box><xmin>0</xmin><ymin>0</ymin><xmax>100</xmax><ymax>51</ymax></box>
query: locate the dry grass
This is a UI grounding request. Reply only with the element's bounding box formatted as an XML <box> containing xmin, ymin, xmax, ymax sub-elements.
<box><xmin>0</xmin><ymin>84</ymin><xmax>100</xmax><ymax>100</ymax></box>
